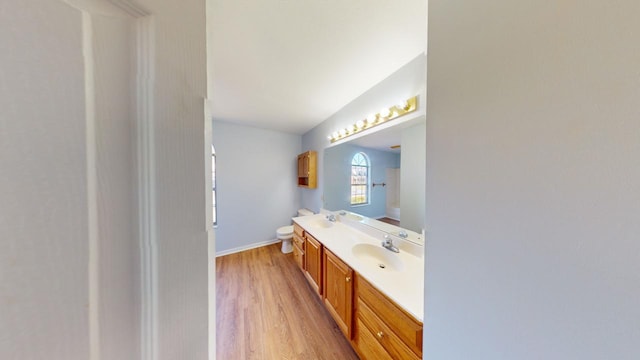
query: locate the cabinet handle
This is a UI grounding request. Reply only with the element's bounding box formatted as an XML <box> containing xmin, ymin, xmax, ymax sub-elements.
<box><xmin>376</xmin><ymin>331</ymin><xmax>384</xmax><ymax>339</ymax></box>
<box><xmin>345</xmin><ymin>276</ymin><xmax>351</xmax><ymax>282</ymax></box>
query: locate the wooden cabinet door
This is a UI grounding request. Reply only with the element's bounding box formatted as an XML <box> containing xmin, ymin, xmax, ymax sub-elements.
<box><xmin>304</xmin><ymin>234</ymin><xmax>322</xmax><ymax>296</ymax></box>
<box><xmin>301</xmin><ymin>153</ymin><xmax>309</xmax><ymax>176</ymax></box>
<box><xmin>297</xmin><ymin>154</ymin><xmax>305</xmax><ymax>178</ymax></box>
<box><xmin>292</xmin><ymin>243</ymin><xmax>304</xmax><ymax>271</ymax></box>
<box><xmin>323</xmin><ymin>249</ymin><xmax>353</xmax><ymax>339</ymax></box>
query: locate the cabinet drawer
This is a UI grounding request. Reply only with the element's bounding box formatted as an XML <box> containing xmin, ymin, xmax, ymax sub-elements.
<box><xmin>356</xmin><ymin>276</ymin><xmax>422</xmax><ymax>357</ymax></box>
<box><xmin>293</xmin><ymin>233</ymin><xmax>305</xmax><ymax>250</ymax></box>
<box><xmin>354</xmin><ymin>317</ymin><xmax>393</xmax><ymax>360</ymax></box>
<box><xmin>293</xmin><ymin>222</ymin><xmax>304</xmax><ymax>237</ymax></box>
<box><xmin>358</xmin><ymin>299</ymin><xmax>420</xmax><ymax>360</ymax></box>
<box><xmin>292</xmin><ymin>244</ymin><xmax>304</xmax><ymax>271</ymax></box>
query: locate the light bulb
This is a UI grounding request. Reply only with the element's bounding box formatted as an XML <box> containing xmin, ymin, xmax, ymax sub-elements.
<box><xmin>332</xmin><ymin>131</ymin><xmax>339</xmax><ymax>139</ymax></box>
<box><xmin>339</xmin><ymin>129</ymin><xmax>347</xmax><ymax>136</ymax></box>
<box><xmin>327</xmin><ymin>135</ymin><xmax>333</xmax><ymax>140</ymax></box>
<box><xmin>355</xmin><ymin>120</ymin><xmax>364</xmax><ymax>129</ymax></box>
<box><xmin>396</xmin><ymin>99</ymin><xmax>408</xmax><ymax>111</ymax></box>
<box><xmin>366</xmin><ymin>114</ymin><xmax>376</xmax><ymax>124</ymax></box>
<box><xmin>380</xmin><ymin>108</ymin><xmax>391</xmax><ymax>118</ymax></box>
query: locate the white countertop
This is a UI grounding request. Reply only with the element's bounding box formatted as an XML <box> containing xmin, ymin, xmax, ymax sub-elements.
<box><xmin>293</xmin><ymin>214</ymin><xmax>424</xmax><ymax>322</ymax></box>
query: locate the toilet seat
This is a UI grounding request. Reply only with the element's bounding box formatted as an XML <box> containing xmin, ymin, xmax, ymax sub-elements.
<box><xmin>276</xmin><ymin>225</ymin><xmax>294</xmax><ymax>239</ymax></box>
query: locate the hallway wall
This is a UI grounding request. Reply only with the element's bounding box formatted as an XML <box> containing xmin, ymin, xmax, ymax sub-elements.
<box><xmin>0</xmin><ymin>0</ymin><xmax>210</xmax><ymax>358</ymax></box>
<box><xmin>0</xmin><ymin>1</ymin><xmax>143</xmax><ymax>358</ymax></box>
<box><xmin>0</xmin><ymin>2</ymin><xmax>91</xmax><ymax>358</ymax></box>
<box><xmin>426</xmin><ymin>1</ymin><xmax>640</xmax><ymax>358</ymax></box>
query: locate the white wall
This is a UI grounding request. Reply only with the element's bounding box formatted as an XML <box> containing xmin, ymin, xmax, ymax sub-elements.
<box><xmin>301</xmin><ymin>54</ymin><xmax>426</xmax><ymax>213</ymax></box>
<box><xmin>425</xmin><ymin>1</ymin><xmax>640</xmax><ymax>359</ymax></box>
<box><xmin>0</xmin><ymin>1</ymin><xmax>142</xmax><ymax>358</ymax></box>
<box><xmin>136</xmin><ymin>0</ymin><xmax>210</xmax><ymax>358</ymax></box>
<box><xmin>212</xmin><ymin>120</ymin><xmax>301</xmax><ymax>255</ymax></box>
<box><xmin>0</xmin><ymin>1</ymin><xmax>90</xmax><ymax>358</ymax></box>
<box><xmin>0</xmin><ymin>0</ymin><xmax>210</xmax><ymax>358</ymax></box>
<box><xmin>91</xmin><ymin>11</ymin><xmax>139</xmax><ymax>360</ymax></box>
<box><xmin>400</xmin><ymin>121</ymin><xmax>426</xmax><ymax>233</ymax></box>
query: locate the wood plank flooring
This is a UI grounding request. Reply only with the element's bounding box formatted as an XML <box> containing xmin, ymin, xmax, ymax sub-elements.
<box><xmin>216</xmin><ymin>243</ymin><xmax>360</xmax><ymax>360</ymax></box>
<box><xmin>377</xmin><ymin>217</ymin><xmax>400</xmax><ymax>226</ymax></box>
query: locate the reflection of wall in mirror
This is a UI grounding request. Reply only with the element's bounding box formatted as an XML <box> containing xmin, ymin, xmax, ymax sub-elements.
<box><xmin>385</xmin><ymin>168</ymin><xmax>401</xmax><ymax>220</ymax></box>
<box><xmin>400</xmin><ymin>122</ymin><xmax>426</xmax><ymax>233</ymax></box>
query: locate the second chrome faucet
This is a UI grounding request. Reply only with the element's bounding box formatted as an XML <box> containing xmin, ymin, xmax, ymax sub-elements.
<box><xmin>382</xmin><ymin>235</ymin><xmax>400</xmax><ymax>253</ymax></box>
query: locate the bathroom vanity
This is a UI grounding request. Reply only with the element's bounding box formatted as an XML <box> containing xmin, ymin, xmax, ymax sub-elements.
<box><xmin>292</xmin><ymin>212</ymin><xmax>423</xmax><ymax>360</ymax></box>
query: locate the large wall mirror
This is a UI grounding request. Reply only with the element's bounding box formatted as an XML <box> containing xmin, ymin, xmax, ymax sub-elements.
<box><xmin>323</xmin><ymin>115</ymin><xmax>426</xmax><ymax>238</ymax></box>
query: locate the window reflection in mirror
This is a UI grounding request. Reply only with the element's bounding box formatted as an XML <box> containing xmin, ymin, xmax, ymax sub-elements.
<box><xmin>323</xmin><ymin>116</ymin><xmax>426</xmax><ymax>236</ymax></box>
<box><xmin>350</xmin><ymin>152</ymin><xmax>370</xmax><ymax>205</ymax></box>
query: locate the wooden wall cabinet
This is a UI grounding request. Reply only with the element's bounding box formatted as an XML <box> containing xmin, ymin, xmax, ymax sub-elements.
<box><xmin>297</xmin><ymin>151</ymin><xmax>317</xmax><ymax>189</ymax></box>
<box><xmin>304</xmin><ymin>233</ymin><xmax>322</xmax><ymax>296</ymax></box>
<box><xmin>323</xmin><ymin>249</ymin><xmax>354</xmax><ymax>339</ymax></box>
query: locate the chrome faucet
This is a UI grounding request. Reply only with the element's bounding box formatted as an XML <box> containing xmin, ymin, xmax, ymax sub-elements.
<box><xmin>398</xmin><ymin>230</ymin><xmax>408</xmax><ymax>239</ymax></box>
<box><xmin>326</xmin><ymin>214</ymin><xmax>336</xmax><ymax>222</ymax></box>
<box><xmin>382</xmin><ymin>235</ymin><xmax>400</xmax><ymax>253</ymax></box>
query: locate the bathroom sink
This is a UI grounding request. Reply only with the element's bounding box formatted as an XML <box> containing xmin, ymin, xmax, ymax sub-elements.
<box><xmin>351</xmin><ymin>243</ymin><xmax>405</xmax><ymax>271</ymax></box>
<box><xmin>310</xmin><ymin>218</ymin><xmax>334</xmax><ymax>229</ymax></box>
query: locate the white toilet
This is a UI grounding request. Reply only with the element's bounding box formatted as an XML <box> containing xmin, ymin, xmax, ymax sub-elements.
<box><xmin>277</xmin><ymin>208</ymin><xmax>314</xmax><ymax>253</ymax></box>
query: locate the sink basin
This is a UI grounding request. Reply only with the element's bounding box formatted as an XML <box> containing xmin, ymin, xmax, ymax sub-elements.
<box><xmin>351</xmin><ymin>243</ymin><xmax>405</xmax><ymax>271</ymax></box>
<box><xmin>310</xmin><ymin>218</ymin><xmax>334</xmax><ymax>229</ymax></box>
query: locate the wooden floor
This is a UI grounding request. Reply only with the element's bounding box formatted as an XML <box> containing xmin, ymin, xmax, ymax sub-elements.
<box><xmin>377</xmin><ymin>217</ymin><xmax>400</xmax><ymax>226</ymax></box>
<box><xmin>216</xmin><ymin>243</ymin><xmax>360</xmax><ymax>360</ymax></box>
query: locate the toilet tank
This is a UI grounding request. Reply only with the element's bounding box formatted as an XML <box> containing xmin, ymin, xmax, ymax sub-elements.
<box><xmin>297</xmin><ymin>208</ymin><xmax>314</xmax><ymax>217</ymax></box>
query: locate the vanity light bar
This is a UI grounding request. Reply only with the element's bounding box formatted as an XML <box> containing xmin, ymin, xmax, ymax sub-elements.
<box><xmin>327</xmin><ymin>96</ymin><xmax>418</xmax><ymax>143</ymax></box>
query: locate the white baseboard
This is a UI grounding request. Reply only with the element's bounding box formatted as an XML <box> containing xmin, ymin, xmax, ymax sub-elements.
<box><xmin>215</xmin><ymin>238</ymin><xmax>281</xmax><ymax>257</ymax></box>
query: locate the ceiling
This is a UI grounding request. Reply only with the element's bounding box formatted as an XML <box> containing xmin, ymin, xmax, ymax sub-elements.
<box><xmin>210</xmin><ymin>0</ymin><xmax>427</xmax><ymax>135</ymax></box>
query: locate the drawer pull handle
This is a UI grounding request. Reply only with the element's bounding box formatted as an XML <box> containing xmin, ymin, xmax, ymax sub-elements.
<box><xmin>376</xmin><ymin>331</ymin><xmax>384</xmax><ymax>339</ymax></box>
<box><xmin>346</xmin><ymin>277</ymin><xmax>351</xmax><ymax>282</ymax></box>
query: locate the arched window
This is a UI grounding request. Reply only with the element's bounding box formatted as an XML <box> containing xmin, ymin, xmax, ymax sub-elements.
<box><xmin>350</xmin><ymin>152</ymin><xmax>369</xmax><ymax>205</ymax></box>
<box><xmin>212</xmin><ymin>145</ymin><xmax>217</xmax><ymax>226</ymax></box>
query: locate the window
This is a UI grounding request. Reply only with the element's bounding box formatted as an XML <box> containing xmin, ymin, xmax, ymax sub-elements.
<box><xmin>212</xmin><ymin>145</ymin><xmax>217</xmax><ymax>226</ymax></box>
<box><xmin>350</xmin><ymin>152</ymin><xmax>369</xmax><ymax>205</ymax></box>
